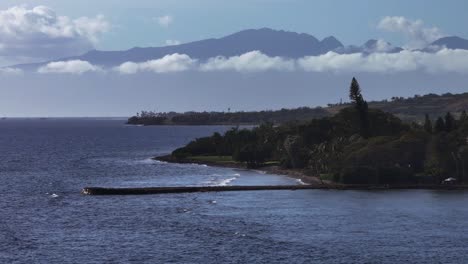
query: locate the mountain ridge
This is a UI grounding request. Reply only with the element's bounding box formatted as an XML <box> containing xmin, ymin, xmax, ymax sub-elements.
<box><xmin>9</xmin><ymin>28</ymin><xmax>468</xmax><ymax>70</ymax></box>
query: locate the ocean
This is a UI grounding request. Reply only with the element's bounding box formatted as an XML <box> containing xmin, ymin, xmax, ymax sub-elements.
<box><xmin>1</xmin><ymin>119</ymin><xmax>468</xmax><ymax>263</ymax></box>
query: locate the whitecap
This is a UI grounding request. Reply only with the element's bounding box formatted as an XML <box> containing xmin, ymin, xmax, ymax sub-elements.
<box><xmin>137</xmin><ymin>158</ymin><xmax>158</xmax><ymax>165</ymax></box>
<box><xmin>296</xmin><ymin>179</ymin><xmax>308</xmax><ymax>185</ymax></box>
<box><xmin>217</xmin><ymin>176</ymin><xmax>238</xmax><ymax>186</ymax></box>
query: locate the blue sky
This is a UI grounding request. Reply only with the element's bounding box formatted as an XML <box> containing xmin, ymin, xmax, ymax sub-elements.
<box><xmin>0</xmin><ymin>1</ymin><xmax>468</xmax><ymax>117</ymax></box>
<box><xmin>0</xmin><ymin>0</ymin><xmax>466</xmax><ymax>51</ymax></box>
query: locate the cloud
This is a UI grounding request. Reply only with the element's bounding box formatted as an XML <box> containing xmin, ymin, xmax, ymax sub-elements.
<box><xmin>72</xmin><ymin>49</ymin><xmax>468</xmax><ymax>75</ymax></box>
<box><xmin>200</xmin><ymin>51</ymin><xmax>295</xmax><ymax>72</ymax></box>
<box><xmin>0</xmin><ymin>67</ymin><xmax>23</xmax><ymax>75</ymax></box>
<box><xmin>298</xmin><ymin>49</ymin><xmax>468</xmax><ymax>74</ymax></box>
<box><xmin>377</xmin><ymin>16</ymin><xmax>445</xmax><ymax>49</ymax></box>
<box><xmin>115</xmin><ymin>53</ymin><xmax>196</xmax><ymax>74</ymax></box>
<box><xmin>116</xmin><ymin>61</ymin><xmax>139</xmax><ymax>74</ymax></box>
<box><xmin>371</xmin><ymin>39</ymin><xmax>395</xmax><ymax>53</ymax></box>
<box><xmin>165</xmin><ymin>39</ymin><xmax>181</xmax><ymax>46</ymax></box>
<box><xmin>0</xmin><ymin>5</ymin><xmax>109</xmax><ymax>62</ymax></box>
<box><xmin>38</xmin><ymin>60</ymin><xmax>103</xmax><ymax>74</ymax></box>
<box><xmin>156</xmin><ymin>15</ymin><xmax>173</xmax><ymax>28</ymax></box>
<box><xmin>298</xmin><ymin>51</ymin><xmax>416</xmax><ymax>73</ymax></box>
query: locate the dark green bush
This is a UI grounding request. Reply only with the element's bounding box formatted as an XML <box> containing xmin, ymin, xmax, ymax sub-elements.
<box><xmin>340</xmin><ymin>166</ymin><xmax>378</xmax><ymax>184</ymax></box>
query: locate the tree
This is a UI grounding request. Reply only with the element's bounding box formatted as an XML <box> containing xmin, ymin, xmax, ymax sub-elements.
<box><xmin>434</xmin><ymin>117</ymin><xmax>445</xmax><ymax>133</ymax></box>
<box><xmin>424</xmin><ymin>114</ymin><xmax>432</xmax><ymax>133</ymax></box>
<box><xmin>445</xmin><ymin>112</ymin><xmax>455</xmax><ymax>132</ymax></box>
<box><xmin>349</xmin><ymin>77</ymin><xmax>370</xmax><ymax>138</ymax></box>
<box><xmin>349</xmin><ymin>77</ymin><xmax>364</xmax><ymax>106</ymax></box>
<box><xmin>233</xmin><ymin>143</ymin><xmax>268</xmax><ymax>168</ymax></box>
<box><xmin>460</xmin><ymin>110</ymin><xmax>468</xmax><ymax>124</ymax></box>
<box><xmin>360</xmin><ymin>101</ymin><xmax>370</xmax><ymax>138</ymax></box>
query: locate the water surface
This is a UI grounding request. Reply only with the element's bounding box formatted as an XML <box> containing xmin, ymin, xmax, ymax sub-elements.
<box><xmin>1</xmin><ymin>119</ymin><xmax>468</xmax><ymax>263</ymax></box>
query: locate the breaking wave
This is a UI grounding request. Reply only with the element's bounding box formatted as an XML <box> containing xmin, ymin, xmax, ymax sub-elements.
<box><xmin>203</xmin><ymin>173</ymin><xmax>241</xmax><ymax>186</ymax></box>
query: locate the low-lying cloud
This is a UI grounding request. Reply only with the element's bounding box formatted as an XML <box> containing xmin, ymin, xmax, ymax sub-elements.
<box><xmin>298</xmin><ymin>49</ymin><xmax>468</xmax><ymax>74</ymax></box>
<box><xmin>0</xmin><ymin>67</ymin><xmax>23</xmax><ymax>75</ymax></box>
<box><xmin>200</xmin><ymin>51</ymin><xmax>295</xmax><ymax>72</ymax></box>
<box><xmin>38</xmin><ymin>60</ymin><xmax>103</xmax><ymax>74</ymax></box>
<box><xmin>114</xmin><ymin>53</ymin><xmax>196</xmax><ymax>74</ymax></box>
<box><xmin>38</xmin><ymin>49</ymin><xmax>468</xmax><ymax>75</ymax></box>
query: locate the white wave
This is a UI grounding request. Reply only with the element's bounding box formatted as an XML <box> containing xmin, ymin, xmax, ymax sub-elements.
<box><xmin>93</xmin><ymin>157</ymin><xmax>163</xmax><ymax>166</ymax></box>
<box><xmin>296</xmin><ymin>179</ymin><xmax>308</xmax><ymax>185</ymax></box>
<box><xmin>136</xmin><ymin>158</ymin><xmax>158</xmax><ymax>164</ymax></box>
<box><xmin>187</xmin><ymin>163</ymin><xmax>208</xmax><ymax>167</ymax></box>
<box><xmin>50</xmin><ymin>193</ymin><xmax>59</xmax><ymax>198</ymax></box>
<box><xmin>202</xmin><ymin>173</ymin><xmax>241</xmax><ymax>186</ymax></box>
<box><xmin>217</xmin><ymin>176</ymin><xmax>238</xmax><ymax>186</ymax></box>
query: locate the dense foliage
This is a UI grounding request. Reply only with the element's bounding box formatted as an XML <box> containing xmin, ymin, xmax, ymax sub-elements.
<box><xmin>127</xmin><ymin>111</ymin><xmax>166</xmax><ymax>125</ymax></box>
<box><xmin>127</xmin><ymin>92</ymin><xmax>468</xmax><ymax>126</ymax></box>
<box><xmin>127</xmin><ymin>107</ymin><xmax>329</xmax><ymax>125</ymax></box>
<box><xmin>171</xmin><ymin>79</ymin><xmax>468</xmax><ymax>184</ymax></box>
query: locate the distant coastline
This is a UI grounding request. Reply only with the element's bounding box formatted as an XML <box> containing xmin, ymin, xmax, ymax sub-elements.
<box><xmin>150</xmin><ymin>155</ymin><xmax>468</xmax><ymax>191</ymax></box>
<box><xmin>127</xmin><ymin>91</ymin><xmax>468</xmax><ymax>126</ymax></box>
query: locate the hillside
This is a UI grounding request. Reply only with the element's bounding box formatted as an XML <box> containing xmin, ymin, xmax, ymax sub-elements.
<box><xmin>128</xmin><ymin>92</ymin><xmax>468</xmax><ymax>126</ymax></box>
<box><xmin>13</xmin><ymin>28</ymin><xmax>344</xmax><ymax>70</ymax></box>
<box><xmin>161</xmin><ymin>79</ymin><xmax>468</xmax><ymax>185</ymax></box>
<box><xmin>369</xmin><ymin>92</ymin><xmax>468</xmax><ymax>121</ymax></box>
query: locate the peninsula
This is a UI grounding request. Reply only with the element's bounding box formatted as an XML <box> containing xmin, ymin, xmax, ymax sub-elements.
<box><xmin>155</xmin><ymin>78</ymin><xmax>468</xmax><ymax>185</ymax></box>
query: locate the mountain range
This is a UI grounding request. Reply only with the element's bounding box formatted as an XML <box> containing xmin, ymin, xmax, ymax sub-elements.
<box><xmin>12</xmin><ymin>28</ymin><xmax>468</xmax><ymax>70</ymax></box>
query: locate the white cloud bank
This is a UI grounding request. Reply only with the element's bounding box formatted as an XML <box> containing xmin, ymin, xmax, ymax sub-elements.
<box><xmin>39</xmin><ymin>49</ymin><xmax>468</xmax><ymax>75</ymax></box>
<box><xmin>114</xmin><ymin>53</ymin><xmax>196</xmax><ymax>74</ymax></box>
<box><xmin>298</xmin><ymin>49</ymin><xmax>468</xmax><ymax>74</ymax></box>
<box><xmin>200</xmin><ymin>51</ymin><xmax>295</xmax><ymax>72</ymax></box>
<box><xmin>0</xmin><ymin>67</ymin><xmax>23</xmax><ymax>75</ymax></box>
<box><xmin>38</xmin><ymin>60</ymin><xmax>103</xmax><ymax>74</ymax></box>
<box><xmin>377</xmin><ymin>16</ymin><xmax>445</xmax><ymax>49</ymax></box>
<box><xmin>0</xmin><ymin>6</ymin><xmax>109</xmax><ymax>61</ymax></box>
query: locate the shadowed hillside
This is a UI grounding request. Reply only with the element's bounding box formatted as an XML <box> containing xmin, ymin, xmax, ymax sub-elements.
<box><xmin>161</xmin><ymin>78</ymin><xmax>468</xmax><ymax>185</ymax></box>
<box><xmin>128</xmin><ymin>92</ymin><xmax>468</xmax><ymax>126</ymax></box>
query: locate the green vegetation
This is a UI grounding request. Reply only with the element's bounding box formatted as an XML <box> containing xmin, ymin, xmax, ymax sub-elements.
<box><xmin>127</xmin><ymin>107</ymin><xmax>329</xmax><ymax>125</ymax></box>
<box><xmin>169</xmin><ymin>78</ymin><xmax>468</xmax><ymax>185</ymax></box>
<box><xmin>127</xmin><ymin>111</ymin><xmax>167</xmax><ymax>125</ymax></box>
<box><xmin>127</xmin><ymin>91</ymin><xmax>468</xmax><ymax>126</ymax></box>
<box><xmin>188</xmin><ymin>155</ymin><xmax>237</xmax><ymax>164</ymax></box>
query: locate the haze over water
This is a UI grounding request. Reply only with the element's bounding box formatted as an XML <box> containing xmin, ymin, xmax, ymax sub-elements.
<box><xmin>1</xmin><ymin>119</ymin><xmax>468</xmax><ymax>263</ymax></box>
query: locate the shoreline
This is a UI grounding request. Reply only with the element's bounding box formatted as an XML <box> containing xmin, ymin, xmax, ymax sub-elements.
<box><xmin>153</xmin><ymin>155</ymin><xmax>468</xmax><ymax>190</ymax></box>
<box><xmin>154</xmin><ymin>155</ymin><xmax>327</xmax><ymax>186</ymax></box>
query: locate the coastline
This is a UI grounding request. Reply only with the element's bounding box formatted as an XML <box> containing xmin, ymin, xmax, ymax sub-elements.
<box><xmin>153</xmin><ymin>154</ymin><xmax>325</xmax><ymax>185</ymax></box>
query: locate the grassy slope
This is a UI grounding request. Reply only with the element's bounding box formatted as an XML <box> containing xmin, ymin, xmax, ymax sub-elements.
<box><xmin>133</xmin><ymin>92</ymin><xmax>468</xmax><ymax>125</ymax></box>
<box><xmin>188</xmin><ymin>155</ymin><xmax>238</xmax><ymax>164</ymax></box>
<box><xmin>327</xmin><ymin>93</ymin><xmax>468</xmax><ymax>121</ymax></box>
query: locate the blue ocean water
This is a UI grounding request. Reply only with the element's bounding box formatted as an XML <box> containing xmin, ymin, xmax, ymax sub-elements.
<box><xmin>1</xmin><ymin>119</ymin><xmax>468</xmax><ymax>263</ymax></box>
